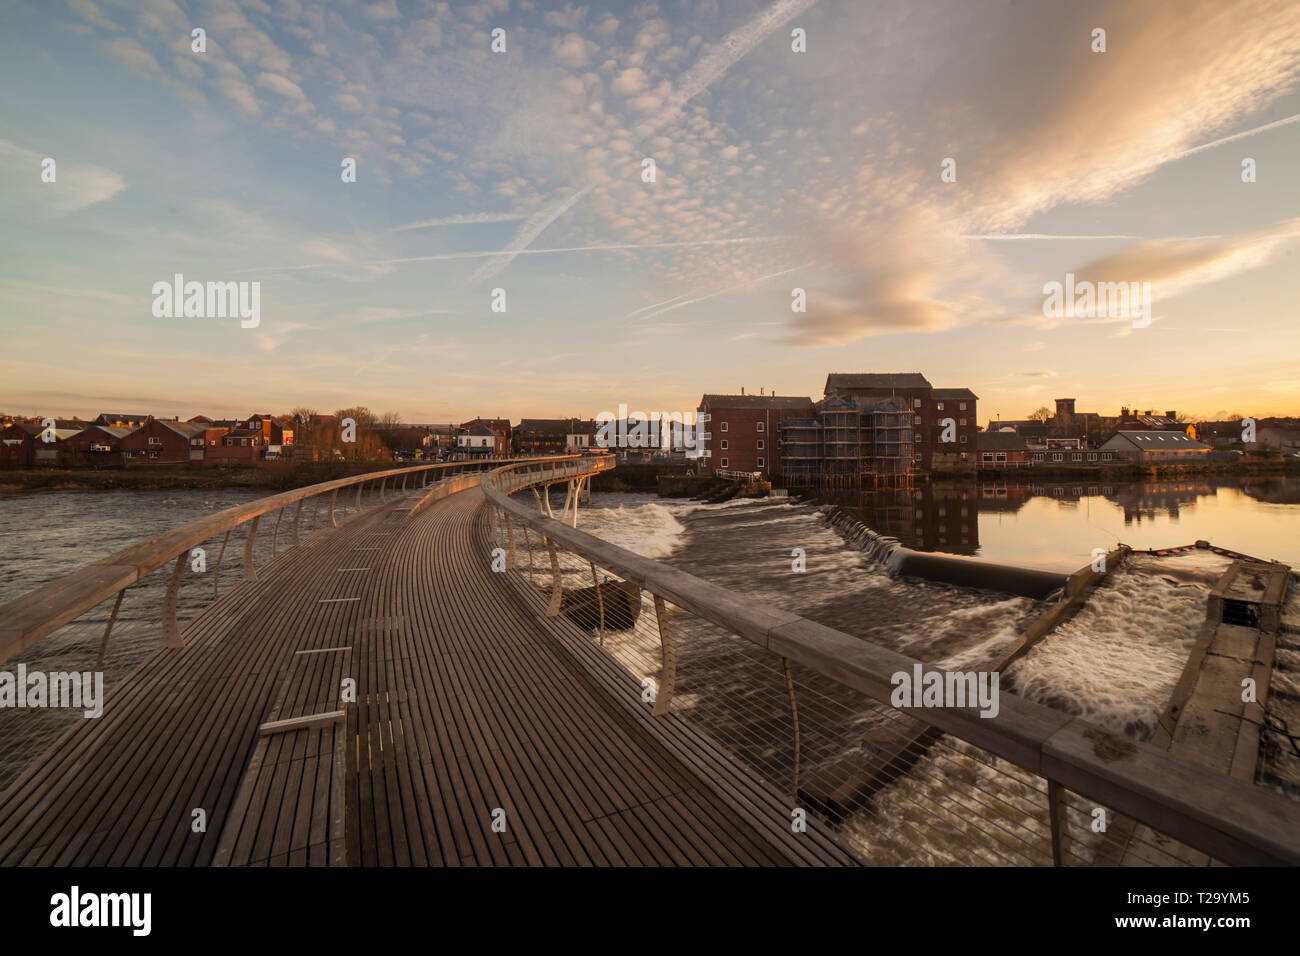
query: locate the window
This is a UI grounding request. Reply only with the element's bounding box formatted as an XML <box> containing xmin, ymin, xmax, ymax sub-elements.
<box><xmin>914</xmin><ymin>433</ymin><xmax>922</xmax><ymax>442</ymax></box>
<box><xmin>959</xmin><ymin>435</ymin><xmax>967</xmax><ymax>444</ymax></box>
<box><xmin>720</xmin><ymin>458</ymin><xmax>728</xmax><ymax>468</ymax></box>
<box><xmin>913</xmin><ymin>398</ymin><xmax>921</xmax><ymax>408</ymax></box>
<box><xmin>937</xmin><ymin>402</ymin><xmax>945</xmax><ymax>411</ymax></box>
<box><xmin>757</xmin><ymin>457</ymin><xmax>765</xmax><ymax>468</ymax></box>
<box><xmin>996</xmin><ymin>452</ymin><xmax>1007</xmax><ymax>462</ymax></box>
<box><xmin>1087</xmin><ymin>453</ymin><xmax>1097</xmax><ymax>461</ymax></box>
<box><xmin>1071</xmin><ymin>453</ymin><xmax>1082</xmax><ymax>462</ymax></box>
<box><xmin>959</xmin><ymin>402</ymin><xmax>967</xmax><ymax>411</ymax></box>
<box><xmin>983</xmin><ymin>453</ymin><xmax>994</xmax><ymax>462</ymax></box>
<box><xmin>959</xmin><ymin>418</ymin><xmax>966</xmax><ymax>426</ymax></box>
<box><xmin>1052</xmin><ymin>452</ymin><xmax>1063</xmax><ymax>462</ymax></box>
<box><xmin>914</xmin><ymin>415</ymin><xmax>921</xmax><ymax>425</ymax></box>
<box><xmin>756</xmin><ymin>422</ymin><xmax>764</xmax><ymax>432</ymax></box>
<box><xmin>757</xmin><ymin>439</ymin><xmax>765</xmax><ymax>450</ymax></box>
<box><xmin>148</xmin><ymin>436</ymin><xmax>161</xmax><ymax>445</ymax></box>
<box><xmin>721</xmin><ymin>439</ymin><xmax>729</xmax><ymax>450</ymax></box>
<box><xmin>720</xmin><ymin>421</ymin><xmax>728</xmax><ymax>432</ymax></box>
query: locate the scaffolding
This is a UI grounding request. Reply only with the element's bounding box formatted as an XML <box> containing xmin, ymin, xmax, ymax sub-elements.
<box><xmin>778</xmin><ymin>401</ymin><xmax>913</xmax><ymax>488</ymax></box>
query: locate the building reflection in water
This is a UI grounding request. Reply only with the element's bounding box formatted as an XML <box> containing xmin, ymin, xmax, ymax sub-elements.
<box><xmin>817</xmin><ymin>477</ymin><xmax>1300</xmax><ymax>555</ymax></box>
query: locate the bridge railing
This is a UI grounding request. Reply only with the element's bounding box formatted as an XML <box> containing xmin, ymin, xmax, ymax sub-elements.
<box><xmin>0</xmin><ymin>456</ymin><xmax>566</xmax><ymax>668</ymax></box>
<box><xmin>483</xmin><ymin>455</ymin><xmax>1300</xmax><ymax>866</ymax></box>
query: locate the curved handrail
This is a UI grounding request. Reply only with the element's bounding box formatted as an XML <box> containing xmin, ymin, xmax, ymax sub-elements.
<box><xmin>482</xmin><ymin>456</ymin><xmax>1300</xmax><ymax>866</ymax></box>
<box><xmin>0</xmin><ymin>455</ymin><xmax>579</xmax><ymax>664</ymax></box>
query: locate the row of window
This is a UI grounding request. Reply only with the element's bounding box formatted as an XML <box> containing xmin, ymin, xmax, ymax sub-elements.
<box><xmin>718</xmin><ymin>458</ymin><xmax>765</xmax><ymax>469</ymax></box>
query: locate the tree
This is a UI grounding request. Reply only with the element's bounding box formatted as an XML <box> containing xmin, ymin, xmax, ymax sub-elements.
<box><xmin>1028</xmin><ymin>406</ymin><xmax>1052</xmax><ymax>422</ymax></box>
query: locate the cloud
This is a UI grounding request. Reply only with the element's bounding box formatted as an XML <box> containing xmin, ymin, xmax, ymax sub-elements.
<box><xmin>0</xmin><ymin>140</ymin><xmax>126</xmax><ymax>218</ymax></box>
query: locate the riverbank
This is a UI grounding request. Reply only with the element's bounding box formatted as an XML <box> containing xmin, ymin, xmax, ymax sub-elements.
<box><xmin>0</xmin><ymin>462</ymin><xmax>405</xmax><ymax>493</ymax></box>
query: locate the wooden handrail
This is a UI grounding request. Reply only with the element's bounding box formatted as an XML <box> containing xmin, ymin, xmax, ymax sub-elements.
<box><xmin>0</xmin><ymin>456</ymin><xmax>581</xmax><ymax>664</ymax></box>
<box><xmin>483</xmin><ymin>456</ymin><xmax>1300</xmax><ymax>866</ymax></box>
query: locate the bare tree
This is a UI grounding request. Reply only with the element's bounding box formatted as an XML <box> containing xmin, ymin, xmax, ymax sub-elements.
<box><xmin>1028</xmin><ymin>406</ymin><xmax>1052</xmax><ymax>422</ymax></box>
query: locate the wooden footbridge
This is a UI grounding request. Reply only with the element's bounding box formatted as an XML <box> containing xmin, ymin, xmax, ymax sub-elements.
<box><xmin>0</xmin><ymin>455</ymin><xmax>1296</xmax><ymax>866</ymax></box>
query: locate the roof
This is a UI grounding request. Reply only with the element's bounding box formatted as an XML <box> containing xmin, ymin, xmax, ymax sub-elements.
<box><xmin>95</xmin><ymin>413</ymin><xmax>150</xmax><ymax>423</ymax></box>
<box><xmin>933</xmin><ymin>387</ymin><xmax>978</xmax><ymax>400</ymax></box>
<box><xmin>699</xmin><ymin>394</ymin><xmax>814</xmax><ymax>409</ymax></box>
<box><xmin>825</xmin><ymin>373</ymin><xmax>932</xmax><ymax>392</ymax></box>
<box><xmin>467</xmin><ymin>423</ymin><xmax>496</xmax><ymax>437</ymax></box>
<box><xmin>1104</xmin><ymin>431</ymin><xmax>1209</xmax><ymax>450</ymax></box>
<box><xmin>152</xmin><ymin>420</ymin><xmax>210</xmax><ymax>439</ymax></box>
<box><xmin>978</xmin><ymin>431</ymin><xmax>1029</xmax><ymax>451</ymax></box>
<box><xmin>80</xmin><ymin>425</ymin><xmax>135</xmax><ymax>439</ymax></box>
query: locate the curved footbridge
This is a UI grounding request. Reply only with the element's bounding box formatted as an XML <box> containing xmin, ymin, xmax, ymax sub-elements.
<box><xmin>0</xmin><ymin>455</ymin><xmax>1297</xmax><ymax>867</ymax></box>
<box><xmin>0</xmin><ymin>457</ymin><xmax>854</xmax><ymax>866</ymax></box>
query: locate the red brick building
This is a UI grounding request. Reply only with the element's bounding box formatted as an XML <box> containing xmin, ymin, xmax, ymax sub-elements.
<box><xmin>0</xmin><ymin>423</ymin><xmax>41</xmax><ymax>468</ymax></box>
<box><xmin>696</xmin><ymin>394</ymin><xmax>816</xmax><ymax>478</ymax></box>
<box><xmin>64</xmin><ymin>425</ymin><xmax>135</xmax><ymax>468</ymax></box>
<box><xmin>121</xmin><ymin>420</ymin><xmax>208</xmax><ymax>466</ymax></box>
<box><xmin>460</xmin><ymin>418</ymin><xmax>512</xmax><ymax>456</ymax></box>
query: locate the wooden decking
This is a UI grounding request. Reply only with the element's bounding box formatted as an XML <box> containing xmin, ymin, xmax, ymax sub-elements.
<box><xmin>0</xmin><ymin>483</ymin><xmax>859</xmax><ymax>866</ymax></box>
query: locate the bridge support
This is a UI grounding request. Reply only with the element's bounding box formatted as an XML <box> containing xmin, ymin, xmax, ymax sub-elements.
<box><xmin>329</xmin><ymin>490</ymin><xmax>338</xmax><ymax>528</ymax></box>
<box><xmin>652</xmin><ymin>594</ymin><xmax>676</xmax><ymax>717</ymax></box>
<box><xmin>782</xmin><ymin>657</ymin><xmax>802</xmax><ymax>796</ymax></box>
<box><xmin>243</xmin><ymin>515</ymin><xmax>260</xmax><ymax>581</ymax></box>
<box><xmin>162</xmin><ymin>552</ymin><xmax>186</xmax><ymax>648</ymax></box>
<box><xmin>546</xmin><ymin>538</ymin><xmax>563</xmax><ymax>616</ymax></box>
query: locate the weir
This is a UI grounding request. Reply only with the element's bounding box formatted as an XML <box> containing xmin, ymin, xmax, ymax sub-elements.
<box><xmin>0</xmin><ymin>454</ymin><xmax>1296</xmax><ymax>866</ymax></box>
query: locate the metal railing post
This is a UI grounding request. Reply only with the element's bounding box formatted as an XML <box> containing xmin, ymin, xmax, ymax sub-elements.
<box><xmin>782</xmin><ymin>657</ymin><xmax>802</xmax><ymax>796</ymax></box>
<box><xmin>95</xmin><ymin>588</ymin><xmax>126</xmax><ymax>670</ymax></box>
<box><xmin>162</xmin><ymin>552</ymin><xmax>186</xmax><ymax>648</ymax></box>
<box><xmin>504</xmin><ymin>513</ymin><xmax>517</xmax><ymax>570</ymax></box>
<box><xmin>652</xmin><ymin>594</ymin><xmax>676</xmax><ymax>717</ymax></box>
<box><xmin>271</xmin><ymin>505</ymin><xmax>284</xmax><ymax>557</ymax></box>
<box><xmin>590</xmin><ymin>561</ymin><xmax>605</xmax><ymax>646</ymax></box>
<box><xmin>213</xmin><ymin>528</ymin><xmax>231</xmax><ymax>600</ymax></box>
<box><xmin>1049</xmin><ymin>779</ymin><xmax>1067</xmax><ymax>866</ymax></box>
<box><xmin>329</xmin><ymin>489</ymin><xmax>338</xmax><ymax>527</ymax></box>
<box><xmin>292</xmin><ymin>499</ymin><xmax>303</xmax><ymax>546</ymax></box>
<box><xmin>243</xmin><ymin>514</ymin><xmax>260</xmax><ymax>581</ymax></box>
<box><xmin>546</xmin><ymin>537</ymin><xmax>563</xmax><ymax>616</ymax></box>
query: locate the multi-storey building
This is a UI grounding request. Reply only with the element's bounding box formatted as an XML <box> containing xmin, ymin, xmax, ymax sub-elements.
<box><xmin>695</xmin><ymin>393</ymin><xmax>816</xmax><ymax>478</ymax></box>
<box><xmin>822</xmin><ymin>373</ymin><xmax>978</xmax><ymax>472</ymax></box>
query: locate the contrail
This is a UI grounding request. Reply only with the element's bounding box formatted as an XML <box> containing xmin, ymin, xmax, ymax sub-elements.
<box><xmin>1165</xmin><ymin>111</ymin><xmax>1300</xmax><ymax>162</ymax></box>
<box><xmin>390</xmin><ymin>212</ymin><xmax>524</xmax><ymax>233</ymax></box>
<box><xmin>466</xmin><ymin>185</ymin><xmax>594</xmax><ymax>284</ymax></box>
<box><xmin>962</xmin><ymin>233</ymin><xmax>1222</xmax><ymax>241</ymax></box>
<box><xmin>387</xmin><ymin>235</ymin><xmax>782</xmax><ymax>266</ymax></box>
<box><xmin>625</xmin><ymin>291</ymin><xmax>693</xmax><ymax>318</ymax></box>
<box><xmin>464</xmin><ymin>0</ymin><xmax>821</xmax><ymax>283</ymax></box>
<box><xmin>634</xmin><ymin>265</ymin><xmax>805</xmax><ymax>321</ymax></box>
<box><xmin>249</xmin><ymin>235</ymin><xmax>782</xmax><ymax>274</ymax></box>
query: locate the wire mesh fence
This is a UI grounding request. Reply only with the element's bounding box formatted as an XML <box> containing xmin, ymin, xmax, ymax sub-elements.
<box><xmin>485</xmin><ymin>466</ymin><xmax>1224</xmax><ymax>867</ymax></box>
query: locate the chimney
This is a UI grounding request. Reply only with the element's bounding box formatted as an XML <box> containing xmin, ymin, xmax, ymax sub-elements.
<box><xmin>741</xmin><ymin>386</ymin><xmax>745</xmax><ymax>395</ymax></box>
<box><xmin>1165</xmin><ymin>410</ymin><xmax>1175</xmax><ymax>419</ymax></box>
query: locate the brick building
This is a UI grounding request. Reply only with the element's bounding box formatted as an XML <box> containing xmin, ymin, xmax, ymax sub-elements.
<box><xmin>696</xmin><ymin>393</ymin><xmax>815</xmax><ymax>478</ymax></box>
<box><xmin>460</xmin><ymin>418</ymin><xmax>512</xmax><ymax>456</ymax></box>
<box><xmin>121</xmin><ymin>420</ymin><xmax>208</xmax><ymax>466</ymax></box>
<box><xmin>64</xmin><ymin>425</ymin><xmax>135</xmax><ymax>467</ymax></box>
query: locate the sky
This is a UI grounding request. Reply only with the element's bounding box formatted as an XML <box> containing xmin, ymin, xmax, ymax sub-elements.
<box><xmin>1</xmin><ymin>0</ymin><xmax>1299</xmax><ymax>425</ymax></box>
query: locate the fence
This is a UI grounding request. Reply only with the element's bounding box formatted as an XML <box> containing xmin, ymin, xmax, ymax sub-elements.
<box><xmin>482</xmin><ymin>455</ymin><xmax>1300</xmax><ymax>866</ymax></box>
